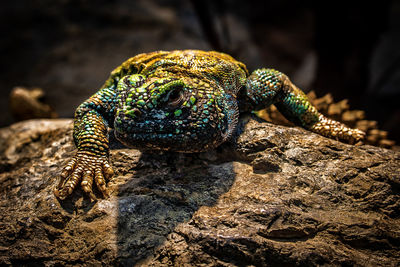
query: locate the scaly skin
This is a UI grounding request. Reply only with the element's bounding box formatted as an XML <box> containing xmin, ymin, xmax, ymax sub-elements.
<box><xmin>54</xmin><ymin>50</ymin><xmax>365</xmax><ymax>200</ymax></box>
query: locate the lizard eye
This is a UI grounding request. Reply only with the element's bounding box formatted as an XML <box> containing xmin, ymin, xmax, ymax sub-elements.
<box><xmin>167</xmin><ymin>87</ymin><xmax>184</xmax><ymax>107</ymax></box>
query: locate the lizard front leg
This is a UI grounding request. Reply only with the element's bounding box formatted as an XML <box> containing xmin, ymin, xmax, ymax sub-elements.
<box><xmin>244</xmin><ymin>68</ymin><xmax>365</xmax><ymax>143</ymax></box>
<box><xmin>54</xmin><ymin>86</ymin><xmax>116</xmax><ymax>200</ymax></box>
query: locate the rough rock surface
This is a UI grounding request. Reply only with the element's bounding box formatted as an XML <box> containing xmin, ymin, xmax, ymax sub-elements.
<box><xmin>0</xmin><ymin>117</ymin><xmax>399</xmax><ymax>266</ymax></box>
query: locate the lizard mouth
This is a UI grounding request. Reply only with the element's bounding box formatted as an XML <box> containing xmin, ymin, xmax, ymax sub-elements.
<box><xmin>114</xmin><ymin>117</ymin><xmax>193</xmax><ymax>134</ymax></box>
<box><xmin>113</xmin><ymin>117</ymin><xmax>223</xmax><ymax>152</ymax></box>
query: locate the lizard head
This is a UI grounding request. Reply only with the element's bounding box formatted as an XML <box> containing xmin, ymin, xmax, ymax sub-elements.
<box><xmin>114</xmin><ymin>74</ymin><xmax>229</xmax><ymax>152</ymax></box>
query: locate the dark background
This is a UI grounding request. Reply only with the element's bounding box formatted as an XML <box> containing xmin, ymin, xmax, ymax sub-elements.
<box><xmin>1</xmin><ymin>0</ymin><xmax>399</xmax><ymax>141</ymax></box>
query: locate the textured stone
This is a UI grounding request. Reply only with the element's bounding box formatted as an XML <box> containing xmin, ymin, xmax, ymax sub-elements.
<box><xmin>9</xmin><ymin>87</ymin><xmax>58</xmax><ymax>121</ymax></box>
<box><xmin>0</xmin><ymin>117</ymin><xmax>399</xmax><ymax>266</ymax></box>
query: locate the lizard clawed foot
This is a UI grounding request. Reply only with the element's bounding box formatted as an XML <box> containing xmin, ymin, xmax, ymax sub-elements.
<box><xmin>54</xmin><ymin>151</ymin><xmax>114</xmax><ymax>201</ymax></box>
<box><xmin>310</xmin><ymin>115</ymin><xmax>366</xmax><ymax>145</ymax></box>
<box><xmin>347</xmin><ymin>128</ymin><xmax>366</xmax><ymax>145</ymax></box>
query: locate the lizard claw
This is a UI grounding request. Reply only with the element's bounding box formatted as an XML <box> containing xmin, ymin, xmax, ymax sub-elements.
<box><xmin>54</xmin><ymin>152</ymin><xmax>114</xmax><ymax>200</ymax></box>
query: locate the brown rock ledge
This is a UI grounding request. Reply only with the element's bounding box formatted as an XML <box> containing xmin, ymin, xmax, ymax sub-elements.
<box><xmin>0</xmin><ymin>117</ymin><xmax>399</xmax><ymax>266</ymax></box>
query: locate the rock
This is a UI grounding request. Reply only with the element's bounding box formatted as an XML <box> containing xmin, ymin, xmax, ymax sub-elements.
<box><xmin>0</xmin><ymin>117</ymin><xmax>399</xmax><ymax>266</ymax></box>
<box><xmin>9</xmin><ymin>87</ymin><xmax>58</xmax><ymax>121</ymax></box>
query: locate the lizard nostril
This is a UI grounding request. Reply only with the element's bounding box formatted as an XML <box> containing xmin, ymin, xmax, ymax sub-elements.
<box><xmin>132</xmin><ymin>108</ymin><xmax>142</xmax><ymax>118</ymax></box>
<box><xmin>125</xmin><ymin>108</ymin><xmax>142</xmax><ymax>119</ymax></box>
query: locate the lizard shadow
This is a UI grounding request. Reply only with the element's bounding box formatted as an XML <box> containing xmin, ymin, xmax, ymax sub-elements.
<box><xmin>108</xmin><ymin>130</ymin><xmax>242</xmax><ymax>265</ymax></box>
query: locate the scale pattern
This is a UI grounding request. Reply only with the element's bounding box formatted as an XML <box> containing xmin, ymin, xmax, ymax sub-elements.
<box><xmin>54</xmin><ymin>50</ymin><xmax>365</xmax><ymax>200</ymax></box>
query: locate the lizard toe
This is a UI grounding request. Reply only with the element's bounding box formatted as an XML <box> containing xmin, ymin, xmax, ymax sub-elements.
<box><xmin>81</xmin><ymin>170</ymin><xmax>97</xmax><ymax>201</ymax></box>
<box><xmin>55</xmin><ymin>153</ymin><xmax>112</xmax><ymax>200</ymax></box>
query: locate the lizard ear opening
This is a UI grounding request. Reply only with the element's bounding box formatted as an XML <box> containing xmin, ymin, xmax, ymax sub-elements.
<box><xmin>221</xmin><ymin>93</ymin><xmax>239</xmax><ymax>141</ymax></box>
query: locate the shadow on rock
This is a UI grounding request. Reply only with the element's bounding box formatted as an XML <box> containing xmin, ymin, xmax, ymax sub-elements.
<box><xmin>114</xmin><ymin>150</ymin><xmax>236</xmax><ymax>265</ymax></box>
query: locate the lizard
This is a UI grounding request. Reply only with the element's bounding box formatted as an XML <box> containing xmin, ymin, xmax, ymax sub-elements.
<box><xmin>54</xmin><ymin>50</ymin><xmax>365</xmax><ymax>200</ymax></box>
